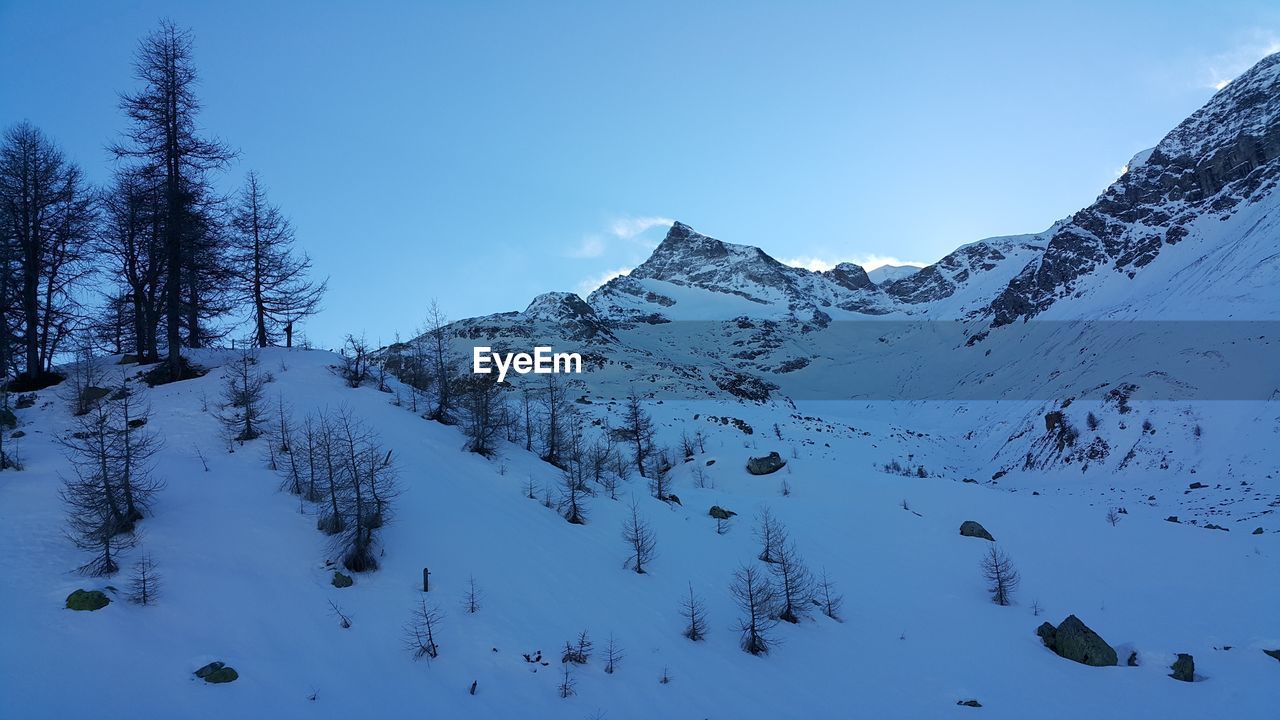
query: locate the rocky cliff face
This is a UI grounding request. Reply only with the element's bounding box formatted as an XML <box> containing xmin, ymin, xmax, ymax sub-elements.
<box><xmin>599</xmin><ymin>221</ymin><xmax>890</xmax><ymax>319</ymax></box>
<box><xmin>987</xmin><ymin>52</ymin><xmax>1280</xmax><ymax>326</ymax></box>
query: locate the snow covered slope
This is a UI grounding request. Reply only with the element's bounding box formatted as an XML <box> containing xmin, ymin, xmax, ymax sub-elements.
<box><xmin>866</xmin><ymin>264</ymin><xmax>921</xmax><ymax>285</ymax></box>
<box><xmin>1</xmin><ymin>348</ymin><xmax>1278</xmax><ymax>719</ymax></box>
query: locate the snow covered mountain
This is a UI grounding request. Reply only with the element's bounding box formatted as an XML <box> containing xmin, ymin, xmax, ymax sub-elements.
<box><xmin>408</xmin><ymin>52</ymin><xmax>1280</xmax><ymax>523</ymax></box>
<box><xmin>866</xmin><ymin>264</ymin><xmax>921</xmax><ymax>285</ymax></box>
<box><xmin>5</xmin><ymin>49</ymin><xmax>1280</xmax><ymax>720</ymax></box>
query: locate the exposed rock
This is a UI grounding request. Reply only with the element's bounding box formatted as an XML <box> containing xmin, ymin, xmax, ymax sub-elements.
<box><xmin>1127</xmin><ymin>651</ymin><xmax>1139</xmax><ymax>667</ymax></box>
<box><xmin>14</xmin><ymin>393</ymin><xmax>36</xmax><ymax>409</ymax></box>
<box><xmin>956</xmin><ymin>699</ymin><xmax>982</xmax><ymax>708</ymax></box>
<box><xmin>746</xmin><ymin>452</ymin><xmax>786</xmax><ymax>475</ymax></box>
<box><xmin>1253</xmin><ymin>527</ymin><xmax>1264</xmax><ymax>535</ymax></box>
<box><xmin>1264</xmin><ymin>649</ymin><xmax>1280</xmax><ymax>662</ymax></box>
<box><xmin>1166</xmin><ymin>516</ymin><xmax>1179</xmax><ymax>523</ymax></box>
<box><xmin>988</xmin><ymin>54</ymin><xmax>1280</xmax><ymax>326</ymax></box>
<box><xmin>1036</xmin><ymin>615</ymin><xmax>1117</xmax><ymax>667</ymax></box>
<box><xmin>195</xmin><ymin>661</ymin><xmax>239</xmax><ymax>684</ymax></box>
<box><xmin>65</xmin><ymin>589</ymin><xmax>110</xmax><ymax>611</ymax></box>
<box><xmin>959</xmin><ymin>521</ymin><xmax>994</xmax><ymax>542</ymax></box>
<box><xmin>1170</xmin><ymin>653</ymin><xmax>1195</xmax><ymax>682</ymax></box>
<box><xmin>709</xmin><ymin>505</ymin><xmax>736</xmax><ymax>520</ymax></box>
<box><xmin>79</xmin><ymin>386</ymin><xmax>112</xmax><ymax>408</ymax></box>
<box><xmin>332</xmin><ymin>571</ymin><xmax>354</xmax><ymax>588</ymax></box>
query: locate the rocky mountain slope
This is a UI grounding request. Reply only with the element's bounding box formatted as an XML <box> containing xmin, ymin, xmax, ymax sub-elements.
<box><xmin>402</xmin><ymin>53</ymin><xmax>1280</xmax><ymax>524</ymax></box>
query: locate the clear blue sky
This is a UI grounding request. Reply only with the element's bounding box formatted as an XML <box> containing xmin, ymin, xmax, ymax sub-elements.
<box><xmin>2</xmin><ymin>0</ymin><xmax>1277</xmax><ymax>347</ymax></box>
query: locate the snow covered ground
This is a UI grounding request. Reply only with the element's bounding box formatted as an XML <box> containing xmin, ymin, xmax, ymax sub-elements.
<box><xmin>2</xmin><ymin>348</ymin><xmax>1276</xmax><ymax>719</ymax></box>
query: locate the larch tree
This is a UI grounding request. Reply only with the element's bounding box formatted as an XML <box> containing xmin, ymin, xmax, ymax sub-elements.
<box><xmin>111</xmin><ymin>20</ymin><xmax>235</xmax><ymax>381</ymax></box>
<box><xmin>731</xmin><ymin>563</ymin><xmax>778</xmax><ymax>656</ymax></box>
<box><xmin>0</xmin><ymin>121</ymin><xmax>97</xmax><ymax>386</ymax></box>
<box><xmin>621</xmin><ymin>499</ymin><xmax>656</xmax><ymax>574</ymax></box>
<box><xmin>680</xmin><ymin>582</ymin><xmax>708</xmax><ymax>641</ymax></box>
<box><xmin>96</xmin><ymin>166</ymin><xmax>166</xmax><ymax>361</ymax></box>
<box><xmin>771</xmin><ymin>537</ymin><xmax>814</xmax><ymax>624</ymax></box>
<box><xmin>228</xmin><ymin>171</ymin><xmax>325</xmax><ymax>347</ymax></box>
<box><xmin>620</xmin><ymin>389</ymin><xmax>655</xmax><ymax>477</ymax></box>
<box><xmin>981</xmin><ymin>544</ymin><xmax>1020</xmax><ymax>606</ymax></box>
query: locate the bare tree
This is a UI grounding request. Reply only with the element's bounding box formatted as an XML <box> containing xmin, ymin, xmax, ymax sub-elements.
<box><xmin>338</xmin><ymin>334</ymin><xmax>371</xmax><ymax>388</ymax></box>
<box><xmin>219</xmin><ymin>349</ymin><xmax>267</xmax><ymax>442</ymax></box>
<box><xmin>270</xmin><ymin>395</ymin><xmax>303</xmax><ymax>494</ymax></box>
<box><xmin>127</xmin><ymin>552</ymin><xmax>161</xmax><ymax>604</ymax></box>
<box><xmin>620</xmin><ymin>389</ymin><xmax>655</xmax><ymax>477</ymax></box>
<box><xmin>328</xmin><ymin>598</ymin><xmax>352</xmax><ymax>629</ymax></box>
<box><xmin>423</xmin><ymin>301</ymin><xmax>454</xmax><ymax>422</ymax></box>
<box><xmin>462</xmin><ymin>575</ymin><xmax>482</xmax><ymax>614</ymax></box>
<box><xmin>404</xmin><ymin>595</ymin><xmax>441</xmax><ymax>659</ymax></box>
<box><xmin>540</xmin><ymin>371</ymin><xmax>569</xmax><ymax>466</ymax></box>
<box><xmin>112</xmin><ymin>21</ymin><xmax>236</xmax><ymax>381</ymax></box>
<box><xmin>228</xmin><ymin>171</ymin><xmax>326</xmax><ymax>347</ymax></box>
<box><xmin>557</xmin><ymin>663</ymin><xmax>575</xmax><ymax>698</ymax></box>
<box><xmin>58</xmin><ymin>375</ymin><xmax>163</xmax><ymax>563</ymax></box>
<box><xmin>1105</xmin><ymin>507</ymin><xmax>1121</xmax><ymax>527</ymax></box>
<box><xmin>980</xmin><ymin>544</ymin><xmax>1020</xmax><ymax>606</ymax></box>
<box><xmin>680</xmin><ymin>582</ymin><xmax>708</xmax><ymax>641</ymax></box>
<box><xmin>96</xmin><ymin>166</ymin><xmax>165</xmax><ymax>361</ymax></box>
<box><xmin>771</xmin><ymin>538</ymin><xmax>814</xmax><ymax>623</ymax></box>
<box><xmin>753</xmin><ymin>507</ymin><xmax>785</xmax><ymax>564</ymax></box>
<box><xmin>731</xmin><ymin>564</ymin><xmax>778</xmax><ymax>655</ymax></box>
<box><xmin>604</xmin><ymin>634</ymin><xmax>622</xmax><ymax>674</ymax></box>
<box><xmin>648</xmin><ymin>448</ymin><xmax>674</xmax><ymax>501</ymax></box>
<box><xmin>458</xmin><ymin>372</ymin><xmax>507</xmax><ymax>456</ymax></box>
<box><xmin>816</xmin><ymin>568</ymin><xmax>844</xmax><ymax>621</ymax></box>
<box><xmin>562</xmin><ymin>631</ymin><xmax>592</xmax><ymax>664</ymax></box>
<box><xmin>331</xmin><ymin>409</ymin><xmax>399</xmax><ymax>572</ymax></box>
<box><xmin>0</xmin><ymin>122</ymin><xmax>97</xmax><ymax>387</ymax></box>
<box><xmin>621</xmin><ymin>499</ymin><xmax>656</xmax><ymax>574</ymax></box>
<box><xmin>61</xmin><ymin>464</ymin><xmax>137</xmax><ymax>576</ymax></box>
<box><xmin>558</xmin><ymin>466</ymin><xmax>588</xmax><ymax>525</ymax></box>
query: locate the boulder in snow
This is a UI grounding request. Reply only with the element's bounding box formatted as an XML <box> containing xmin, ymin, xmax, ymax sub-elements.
<box><xmin>1036</xmin><ymin>615</ymin><xmax>1117</xmax><ymax>667</ymax></box>
<box><xmin>746</xmin><ymin>452</ymin><xmax>786</xmax><ymax>475</ymax></box>
<box><xmin>195</xmin><ymin>661</ymin><xmax>239</xmax><ymax>684</ymax></box>
<box><xmin>1170</xmin><ymin>653</ymin><xmax>1195</xmax><ymax>682</ymax></box>
<box><xmin>709</xmin><ymin>505</ymin><xmax>736</xmax><ymax>520</ymax></box>
<box><xmin>65</xmin><ymin>589</ymin><xmax>109</xmax><ymax>611</ymax></box>
<box><xmin>959</xmin><ymin>521</ymin><xmax>994</xmax><ymax>541</ymax></box>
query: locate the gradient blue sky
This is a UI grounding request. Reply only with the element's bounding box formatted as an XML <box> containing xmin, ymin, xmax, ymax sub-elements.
<box><xmin>2</xmin><ymin>1</ymin><xmax>1278</xmax><ymax>347</ymax></box>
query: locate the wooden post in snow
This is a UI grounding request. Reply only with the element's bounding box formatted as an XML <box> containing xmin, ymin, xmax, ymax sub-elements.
<box><xmin>422</xmin><ymin>567</ymin><xmax>430</xmax><ymax>593</ymax></box>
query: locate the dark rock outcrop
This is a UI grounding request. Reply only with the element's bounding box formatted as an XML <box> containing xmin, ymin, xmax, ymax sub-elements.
<box><xmin>746</xmin><ymin>452</ymin><xmax>786</xmax><ymax>475</ymax></box>
<box><xmin>195</xmin><ymin>661</ymin><xmax>239</xmax><ymax>684</ymax></box>
<box><xmin>959</xmin><ymin>521</ymin><xmax>994</xmax><ymax>541</ymax></box>
<box><xmin>1036</xmin><ymin>615</ymin><xmax>1118</xmax><ymax>667</ymax></box>
<box><xmin>1170</xmin><ymin>653</ymin><xmax>1195</xmax><ymax>682</ymax></box>
<box><xmin>65</xmin><ymin>589</ymin><xmax>110</xmax><ymax>611</ymax></box>
<box><xmin>709</xmin><ymin>505</ymin><xmax>736</xmax><ymax>520</ymax></box>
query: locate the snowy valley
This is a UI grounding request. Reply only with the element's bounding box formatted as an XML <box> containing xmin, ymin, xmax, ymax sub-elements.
<box><xmin>2</xmin><ymin>22</ymin><xmax>1280</xmax><ymax>720</ymax></box>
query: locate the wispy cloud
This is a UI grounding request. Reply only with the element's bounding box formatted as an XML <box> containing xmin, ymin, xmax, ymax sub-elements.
<box><xmin>1203</xmin><ymin>31</ymin><xmax>1280</xmax><ymax>90</ymax></box>
<box><xmin>575</xmin><ymin>266</ymin><xmax>632</xmax><ymax>295</ymax></box>
<box><xmin>610</xmin><ymin>216</ymin><xmax>674</xmax><ymax>243</ymax></box>
<box><xmin>781</xmin><ymin>254</ymin><xmax>928</xmax><ymax>272</ymax></box>
<box><xmin>564</xmin><ymin>215</ymin><xmax>674</xmax><ymax>259</ymax></box>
